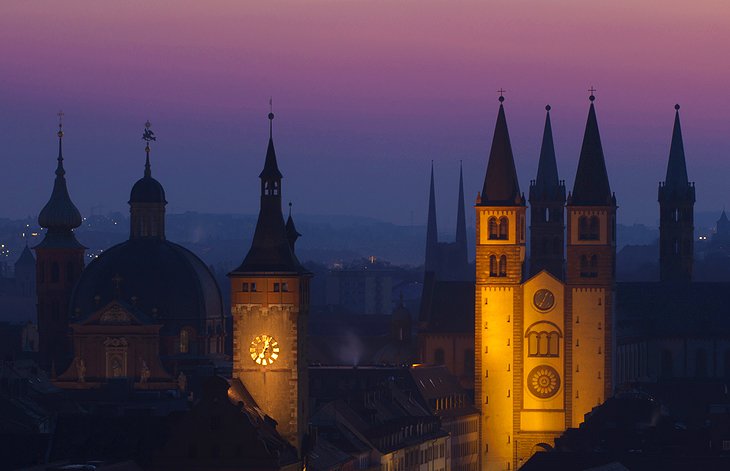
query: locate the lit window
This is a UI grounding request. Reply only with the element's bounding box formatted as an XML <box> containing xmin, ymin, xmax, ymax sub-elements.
<box><xmin>242</xmin><ymin>282</ymin><xmax>249</xmax><ymax>292</ymax></box>
<box><xmin>250</xmin><ymin>282</ymin><xmax>257</xmax><ymax>292</ymax></box>
<box><xmin>273</xmin><ymin>283</ymin><xmax>280</xmax><ymax>292</ymax></box>
<box><xmin>488</xmin><ymin>217</ymin><xmax>498</xmax><ymax>240</ymax></box>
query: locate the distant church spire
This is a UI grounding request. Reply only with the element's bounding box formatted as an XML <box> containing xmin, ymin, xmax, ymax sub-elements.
<box><xmin>455</xmin><ymin>161</ymin><xmax>468</xmax><ymax>267</ymax></box>
<box><xmin>481</xmin><ymin>94</ymin><xmax>523</xmax><ymax>206</ymax></box>
<box><xmin>425</xmin><ymin>161</ymin><xmax>439</xmax><ymax>273</ymax></box>
<box><xmin>659</xmin><ymin>104</ymin><xmax>694</xmax><ymax>282</ymax></box>
<box><xmin>529</xmin><ymin>105</ymin><xmax>566</xmax><ymax>278</ymax></box>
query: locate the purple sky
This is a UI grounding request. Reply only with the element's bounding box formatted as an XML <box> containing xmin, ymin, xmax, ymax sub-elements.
<box><xmin>1</xmin><ymin>1</ymin><xmax>729</xmax><ymax>233</ymax></box>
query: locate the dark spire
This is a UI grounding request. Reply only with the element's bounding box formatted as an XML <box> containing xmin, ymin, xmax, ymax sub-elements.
<box><xmin>481</xmin><ymin>95</ymin><xmax>523</xmax><ymax>206</ymax></box>
<box><xmin>455</xmin><ymin>161</ymin><xmax>468</xmax><ymax>262</ymax></box>
<box><xmin>534</xmin><ymin>105</ymin><xmax>561</xmax><ymax>198</ymax></box>
<box><xmin>570</xmin><ymin>93</ymin><xmax>613</xmax><ymax>206</ymax></box>
<box><xmin>231</xmin><ymin>111</ymin><xmax>306</xmax><ymax>274</ymax></box>
<box><xmin>664</xmin><ymin>104</ymin><xmax>689</xmax><ymax>188</ymax></box>
<box><xmin>425</xmin><ymin>162</ymin><xmax>439</xmax><ymax>272</ymax></box>
<box><xmin>286</xmin><ymin>202</ymin><xmax>301</xmax><ymax>252</ymax></box>
<box><xmin>260</xmin><ymin>110</ymin><xmax>283</xmax><ymax>180</ymax></box>
<box><xmin>37</xmin><ymin>113</ymin><xmax>83</xmax><ymax>235</ymax></box>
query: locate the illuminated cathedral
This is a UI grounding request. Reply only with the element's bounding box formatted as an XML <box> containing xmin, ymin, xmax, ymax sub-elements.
<box><xmin>475</xmin><ymin>94</ymin><xmax>615</xmax><ymax>470</ymax></box>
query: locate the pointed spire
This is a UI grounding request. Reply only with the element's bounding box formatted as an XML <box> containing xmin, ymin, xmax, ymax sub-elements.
<box><xmin>534</xmin><ymin>105</ymin><xmax>560</xmax><ymax>198</ymax></box>
<box><xmin>455</xmin><ymin>161</ymin><xmax>468</xmax><ymax>259</ymax></box>
<box><xmin>481</xmin><ymin>95</ymin><xmax>523</xmax><ymax>206</ymax></box>
<box><xmin>664</xmin><ymin>104</ymin><xmax>689</xmax><ymax>188</ymax></box>
<box><xmin>570</xmin><ymin>93</ymin><xmax>612</xmax><ymax>206</ymax></box>
<box><xmin>425</xmin><ymin>161</ymin><xmax>439</xmax><ymax>272</ymax></box>
<box><xmin>38</xmin><ymin>112</ymin><xmax>83</xmax><ymax>233</ymax></box>
<box><xmin>286</xmin><ymin>202</ymin><xmax>301</xmax><ymax>252</ymax></box>
<box><xmin>260</xmin><ymin>107</ymin><xmax>283</xmax><ymax>180</ymax></box>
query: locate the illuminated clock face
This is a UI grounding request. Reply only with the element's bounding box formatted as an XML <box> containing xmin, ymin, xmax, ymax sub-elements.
<box><xmin>528</xmin><ymin>365</ymin><xmax>561</xmax><ymax>399</ymax></box>
<box><xmin>249</xmin><ymin>334</ymin><xmax>280</xmax><ymax>366</ymax></box>
<box><xmin>533</xmin><ymin>289</ymin><xmax>555</xmax><ymax>311</ymax></box>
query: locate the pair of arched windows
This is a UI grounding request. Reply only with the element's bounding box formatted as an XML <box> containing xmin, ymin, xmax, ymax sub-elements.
<box><xmin>263</xmin><ymin>180</ymin><xmax>280</xmax><ymax>196</ymax></box>
<box><xmin>488</xmin><ymin>217</ymin><xmax>509</xmax><ymax>240</ymax></box>
<box><xmin>489</xmin><ymin>255</ymin><xmax>507</xmax><ymax>277</ymax></box>
<box><xmin>580</xmin><ymin>255</ymin><xmax>598</xmax><ymax>278</ymax></box>
<box><xmin>526</xmin><ymin>322</ymin><xmax>562</xmax><ymax>357</ymax></box>
<box><xmin>578</xmin><ymin>216</ymin><xmax>600</xmax><ymax>240</ymax></box>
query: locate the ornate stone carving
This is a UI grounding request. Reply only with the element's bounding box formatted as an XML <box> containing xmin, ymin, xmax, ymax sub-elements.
<box><xmin>100</xmin><ymin>304</ymin><xmax>132</xmax><ymax>324</ymax></box>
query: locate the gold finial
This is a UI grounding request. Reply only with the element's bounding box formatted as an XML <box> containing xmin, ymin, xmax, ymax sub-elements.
<box><xmin>57</xmin><ymin>110</ymin><xmax>64</xmax><ymax>138</ymax></box>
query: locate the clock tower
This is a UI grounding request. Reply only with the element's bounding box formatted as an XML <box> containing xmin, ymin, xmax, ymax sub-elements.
<box><xmin>229</xmin><ymin>111</ymin><xmax>311</xmax><ymax>453</ymax></box>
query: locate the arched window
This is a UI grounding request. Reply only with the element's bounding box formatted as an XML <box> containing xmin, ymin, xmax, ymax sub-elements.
<box><xmin>434</xmin><ymin>348</ymin><xmax>445</xmax><ymax>365</ymax></box>
<box><xmin>498</xmin><ymin>256</ymin><xmax>507</xmax><ymax>277</ymax></box>
<box><xmin>489</xmin><ymin>256</ymin><xmax>497</xmax><ymax>277</ymax></box>
<box><xmin>51</xmin><ymin>262</ymin><xmax>60</xmax><ymax>283</ymax></box>
<box><xmin>544</xmin><ymin>208</ymin><xmax>549</xmax><ymax>222</ymax></box>
<box><xmin>660</xmin><ymin>349</ymin><xmax>673</xmax><ymax>379</ymax></box>
<box><xmin>499</xmin><ymin>217</ymin><xmax>509</xmax><ymax>240</ymax></box>
<box><xmin>696</xmin><ymin>349</ymin><xmax>708</xmax><ymax>378</ymax></box>
<box><xmin>580</xmin><ymin>255</ymin><xmax>589</xmax><ymax>277</ymax></box>
<box><xmin>488</xmin><ymin>217</ymin><xmax>498</xmax><ymax>240</ymax></box>
<box><xmin>180</xmin><ymin>329</ymin><xmax>190</xmax><ymax>354</ymax></box>
<box><xmin>589</xmin><ymin>216</ymin><xmax>600</xmax><ymax>240</ymax></box>
<box><xmin>578</xmin><ymin>216</ymin><xmax>589</xmax><ymax>240</ymax></box>
<box><xmin>589</xmin><ymin>255</ymin><xmax>598</xmax><ymax>277</ymax></box>
<box><xmin>525</xmin><ymin>322</ymin><xmax>562</xmax><ymax>357</ymax></box>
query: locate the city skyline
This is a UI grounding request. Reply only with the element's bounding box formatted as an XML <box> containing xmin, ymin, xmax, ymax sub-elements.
<box><xmin>2</xmin><ymin>1</ymin><xmax>729</xmax><ymax>228</ymax></box>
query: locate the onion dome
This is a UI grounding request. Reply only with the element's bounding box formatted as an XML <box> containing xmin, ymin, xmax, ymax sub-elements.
<box><xmin>130</xmin><ymin>122</ymin><xmax>167</xmax><ymax>204</ymax></box>
<box><xmin>38</xmin><ymin>126</ymin><xmax>82</xmax><ymax>231</ymax></box>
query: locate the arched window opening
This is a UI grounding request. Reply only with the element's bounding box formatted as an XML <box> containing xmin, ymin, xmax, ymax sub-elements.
<box><xmin>180</xmin><ymin>329</ymin><xmax>190</xmax><ymax>354</ymax></box>
<box><xmin>498</xmin><ymin>256</ymin><xmax>507</xmax><ymax>277</ymax></box>
<box><xmin>499</xmin><ymin>217</ymin><xmax>509</xmax><ymax>240</ymax></box>
<box><xmin>544</xmin><ymin>208</ymin><xmax>549</xmax><ymax>222</ymax></box>
<box><xmin>434</xmin><ymin>348</ymin><xmax>445</xmax><ymax>365</ymax></box>
<box><xmin>526</xmin><ymin>322</ymin><xmax>562</xmax><ymax>358</ymax></box>
<box><xmin>488</xmin><ymin>217</ymin><xmax>498</xmax><ymax>240</ymax></box>
<box><xmin>589</xmin><ymin>216</ymin><xmax>600</xmax><ymax>240</ymax></box>
<box><xmin>578</xmin><ymin>216</ymin><xmax>589</xmax><ymax>240</ymax></box>
<box><xmin>489</xmin><ymin>256</ymin><xmax>497</xmax><ymax>277</ymax></box>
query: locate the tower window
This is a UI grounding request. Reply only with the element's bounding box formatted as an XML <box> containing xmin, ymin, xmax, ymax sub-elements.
<box><xmin>250</xmin><ymin>282</ymin><xmax>257</xmax><ymax>292</ymax></box>
<box><xmin>242</xmin><ymin>282</ymin><xmax>249</xmax><ymax>292</ymax></box>
<box><xmin>273</xmin><ymin>282</ymin><xmax>280</xmax><ymax>292</ymax></box>
<box><xmin>498</xmin><ymin>255</ymin><xmax>507</xmax><ymax>277</ymax></box>
<box><xmin>488</xmin><ymin>217</ymin><xmax>498</xmax><ymax>240</ymax></box>
<box><xmin>580</xmin><ymin>255</ymin><xmax>598</xmax><ymax>278</ymax></box>
<box><xmin>499</xmin><ymin>217</ymin><xmax>509</xmax><ymax>240</ymax></box>
<box><xmin>489</xmin><ymin>255</ymin><xmax>497</xmax><ymax>277</ymax></box>
<box><xmin>281</xmin><ymin>282</ymin><xmax>289</xmax><ymax>292</ymax></box>
<box><xmin>578</xmin><ymin>216</ymin><xmax>600</xmax><ymax>241</ymax></box>
<box><xmin>526</xmin><ymin>322</ymin><xmax>562</xmax><ymax>357</ymax></box>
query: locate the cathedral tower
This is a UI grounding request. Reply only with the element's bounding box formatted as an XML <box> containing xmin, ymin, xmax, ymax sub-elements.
<box><xmin>529</xmin><ymin>106</ymin><xmax>566</xmax><ymax>279</ymax></box>
<box><xmin>658</xmin><ymin>104</ymin><xmax>694</xmax><ymax>282</ymax></box>
<box><xmin>229</xmin><ymin>111</ymin><xmax>311</xmax><ymax>454</ymax></box>
<box><xmin>565</xmin><ymin>93</ymin><xmax>616</xmax><ymax>427</ymax></box>
<box><xmin>34</xmin><ymin>116</ymin><xmax>86</xmax><ymax>371</ymax></box>
<box><xmin>476</xmin><ymin>95</ymin><xmax>526</xmax><ymax>470</ymax></box>
<box><xmin>129</xmin><ymin>121</ymin><xmax>167</xmax><ymax>240</ymax></box>
<box><xmin>425</xmin><ymin>162</ymin><xmax>439</xmax><ymax>274</ymax></box>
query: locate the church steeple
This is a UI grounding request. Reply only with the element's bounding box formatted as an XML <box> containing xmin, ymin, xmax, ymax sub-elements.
<box><xmin>569</xmin><ymin>94</ymin><xmax>613</xmax><ymax>206</ymax></box>
<box><xmin>286</xmin><ymin>202</ymin><xmax>301</xmax><ymax>252</ymax></box>
<box><xmin>34</xmin><ymin>112</ymin><xmax>86</xmax><ymax>370</ymax></box>
<box><xmin>425</xmin><ymin>162</ymin><xmax>439</xmax><ymax>273</ymax></box>
<box><xmin>529</xmin><ymin>105</ymin><xmax>566</xmax><ymax>278</ymax></box>
<box><xmin>659</xmin><ymin>104</ymin><xmax>694</xmax><ymax>282</ymax></box>
<box><xmin>232</xmin><ymin>111</ymin><xmax>306</xmax><ymax>274</ymax></box>
<box><xmin>454</xmin><ymin>161</ymin><xmax>468</xmax><ymax>272</ymax></box>
<box><xmin>481</xmin><ymin>95</ymin><xmax>524</xmax><ymax>206</ymax></box>
<box><xmin>129</xmin><ymin>121</ymin><xmax>166</xmax><ymax>240</ymax></box>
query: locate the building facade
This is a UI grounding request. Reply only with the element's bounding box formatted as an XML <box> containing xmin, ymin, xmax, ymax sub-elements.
<box><xmin>476</xmin><ymin>95</ymin><xmax>615</xmax><ymax>470</ymax></box>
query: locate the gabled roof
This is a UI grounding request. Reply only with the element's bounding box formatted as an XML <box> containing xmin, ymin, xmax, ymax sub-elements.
<box><xmin>481</xmin><ymin>101</ymin><xmax>523</xmax><ymax>206</ymax></box>
<box><xmin>570</xmin><ymin>99</ymin><xmax>613</xmax><ymax>206</ymax></box>
<box><xmin>75</xmin><ymin>299</ymin><xmax>157</xmax><ymax>327</ymax></box>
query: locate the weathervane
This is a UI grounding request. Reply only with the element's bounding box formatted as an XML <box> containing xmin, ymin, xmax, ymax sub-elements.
<box><xmin>142</xmin><ymin>120</ymin><xmax>156</xmax><ymax>144</ymax></box>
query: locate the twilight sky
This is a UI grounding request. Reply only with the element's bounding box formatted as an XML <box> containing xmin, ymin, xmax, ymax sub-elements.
<box><xmin>1</xmin><ymin>1</ymin><xmax>730</xmax><ymax>233</ymax></box>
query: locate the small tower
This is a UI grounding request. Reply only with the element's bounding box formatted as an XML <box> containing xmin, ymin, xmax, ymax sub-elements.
<box><xmin>229</xmin><ymin>110</ymin><xmax>311</xmax><ymax>455</ymax></box>
<box><xmin>425</xmin><ymin>162</ymin><xmax>439</xmax><ymax>273</ymax></box>
<box><xmin>34</xmin><ymin>114</ymin><xmax>86</xmax><ymax>371</ymax></box>
<box><xmin>476</xmin><ymin>93</ymin><xmax>526</xmax><ymax>471</ymax></box>
<box><xmin>659</xmin><ymin>105</ymin><xmax>694</xmax><ymax>282</ymax></box>
<box><xmin>529</xmin><ymin>105</ymin><xmax>566</xmax><ymax>279</ymax></box>
<box><xmin>565</xmin><ymin>92</ymin><xmax>616</xmax><ymax>427</ymax></box>
<box><xmin>129</xmin><ymin>121</ymin><xmax>166</xmax><ymax>239</ymax></box>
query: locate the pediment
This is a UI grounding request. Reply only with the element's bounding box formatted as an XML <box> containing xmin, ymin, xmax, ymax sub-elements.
<box><xmin>79</xmin><ymin>300</ymin><xmax>149</xmax><ymax>326</ymax></box>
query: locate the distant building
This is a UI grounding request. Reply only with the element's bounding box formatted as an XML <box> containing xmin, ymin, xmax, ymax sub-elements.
<box><xmin>326</xmin><ymin>257</ymin><xmax>395</xmax><ymax>315</ymax></box>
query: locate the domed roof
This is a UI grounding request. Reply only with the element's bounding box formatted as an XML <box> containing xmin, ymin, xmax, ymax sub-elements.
<box><xmin>38</xmin><ymin>155</ymin><xmax>82</xmax><ymax>231</ymax></box>
<box><xmin>70</xmin><ymin>238</ymin><xmax>224</xmax><ymax>333</ymax></box>
<box><xmin>129</xmin><ymin>154</ymin><xmax>167</xmax><ymax>204</ymax></box>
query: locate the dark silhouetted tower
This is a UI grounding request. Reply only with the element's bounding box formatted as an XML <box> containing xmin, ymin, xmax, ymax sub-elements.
<box><xmin>425</xmin><ymin>162</ymin><xmax>439</xmax><ymax>273</ymax></box>
<box><xmin>34</xmin><ymin>118</ymin><xmax>86</xmax><ymax>371</ymax></box>
<box><xmin>658</xmin><ymin>105</ymin><xmax>694</xmax><ymax>282</ymax></box>
<box><xmin>529</xmin><ymin>105</ymin><xmax>566</xmax><ymax>279</ymax></box>
<box><xmin>129</xmin><ymin>122</ymin><xmax>167</xmax><ymax>240</ymax></box>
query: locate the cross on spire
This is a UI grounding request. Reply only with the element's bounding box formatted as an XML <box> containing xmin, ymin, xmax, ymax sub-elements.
<box><xmin>57</xmin><ymin>110</ymin><xmax>64</xmax><ymax>137</ymax></box>
<box><xmin>497</xmin><ymin>88</ymin><xmax>506</xmax><ymax>103</ymax></box>
<box><xmin>588</xmin><ymin>86</ymin><xmax>597</xmax><ymax>102</ymax></box>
